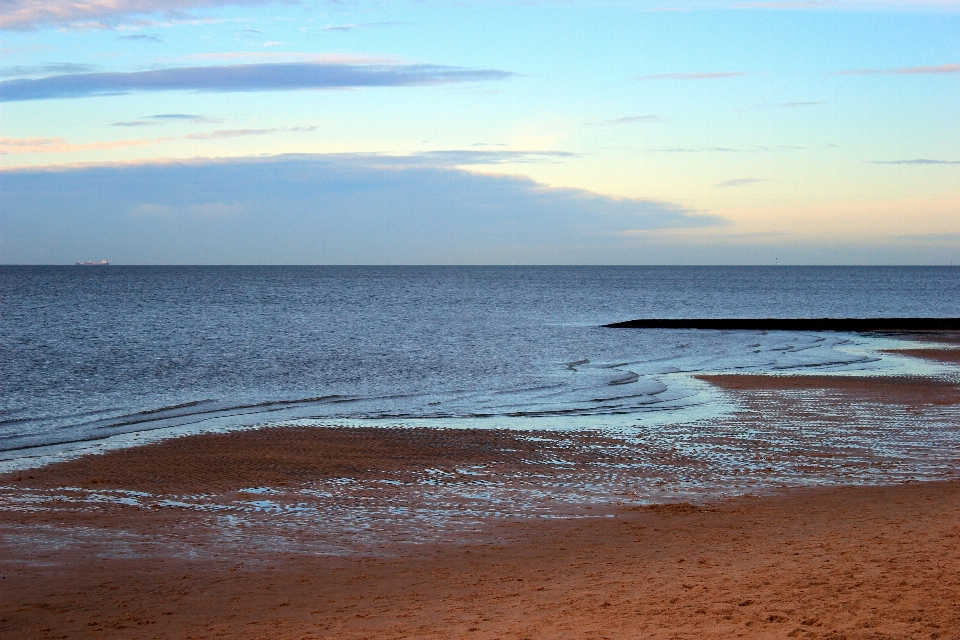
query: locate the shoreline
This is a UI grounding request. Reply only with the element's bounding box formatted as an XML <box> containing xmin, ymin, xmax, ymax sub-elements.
<box><xmin>4</xmin><ymin>331</ymin><xmax>958</xmax><ymax>475</ymax></box>
<box><xmin>3</xmin><ymin>365</ymin><xmax>960</xmax><ymax>637</ymax></box>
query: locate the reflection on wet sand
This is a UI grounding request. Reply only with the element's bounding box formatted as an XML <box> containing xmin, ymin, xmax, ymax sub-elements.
<box><xmin>4</xmin><ymin>372</ymin><xmax>960</xmax><ymax>555</ymax></box>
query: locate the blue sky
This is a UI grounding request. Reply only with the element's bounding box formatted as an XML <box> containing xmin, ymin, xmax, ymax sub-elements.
<box><xmin>1</xmin><ymin>0</ymin><xmax>958</xmax><ymax>263</ymax></box>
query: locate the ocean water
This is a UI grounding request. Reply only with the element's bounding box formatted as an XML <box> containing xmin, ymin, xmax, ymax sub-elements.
<box><xmin>2</xmin><ymin>266</ymin><xmax>959</xmax><ymax>473</ymax></box>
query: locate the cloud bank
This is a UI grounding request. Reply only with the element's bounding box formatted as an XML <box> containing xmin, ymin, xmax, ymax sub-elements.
<box><xmin>0</xmin><ymin>62</ymin><xmax>514</xmax><ymax>102</ymax></box>
<box><xmin>0</xmin><ymin>153</ymin><xmax>723</xmax><ymax>264</ymax></box>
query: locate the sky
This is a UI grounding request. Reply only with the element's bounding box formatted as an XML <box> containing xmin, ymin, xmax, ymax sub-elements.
<box><xmin>1</xmin><ymin>0</ymin><xmax>958</xmax><ymax>264</ymax></box>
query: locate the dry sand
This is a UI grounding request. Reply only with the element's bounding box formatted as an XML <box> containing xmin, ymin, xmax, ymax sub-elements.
<box><xmin>3</xmin><ymin>371</ymin><xmax>960</xmax><ymax>639</ymax></box>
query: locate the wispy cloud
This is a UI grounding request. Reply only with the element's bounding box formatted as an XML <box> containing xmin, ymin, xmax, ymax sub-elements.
<box><xmin>1</xmin><ymin>126</ymin><xmax>315</xmax><ymax>154</ymax></box>
<box><xmin>149</xmin><ymin>113</ymin><xmax>224</xmax><ymax>123</ymax></box>
<box><xmin>53</xmin><ymin>16</ymin><xmax>228</xmax><ymax>30</ymax></box>
<box><xmin>835</xmin><ymin>63</ymin><xmax>959</xmax><ymax>75</ymax></box>
<box><xmin>321</xmin><ymin>21</ymin><xmax>408</xmax><ymax>32</ymax></box>
<box><xmin>0</xmin><ymin>136</ymin><xmax>158</xmax><ymax>154</ymax></box>
<box><xmin>111</xmin><ymin>113</ymin><xmax>225</xmax><ymax>127</ymax></box>
<box><xmin>734</xmin><ymin>0</ymin><xmax>959</xmax><ymax>10</ymax></box>
<box><xmin>0</xmin><ymin>63</ymin><xmax>97</xmax><ymax>78</ymax></box>
<box><xmin>872</xmin><ymin>158</ymin><xmax>960</xmax><ymax>165</ymax></box>
<box><xmin>595</xmin><ymin>115</ymin><xmax>666</xmax><ymax>125</ymax></box>
<box><xmin>0</xmin><ymin>0</ymin><xmax>275</xmax><ymax>31</ymax></box>
<box><xmin>117</xmin><ymin>33</ymin><xmax>165</xmax><ymax>43</ymax></box>
<box><xmin>184</xmin><ymin>52</ymin><xmax>393</xmax><ymax>64</ymax></box>
<box><xmin>715</xmin><ymin>178</ymin><xmax>766</xmax><ymax>187</ymax></box>
<box><xmin>0</xmin><ymin>44</ymin><xmax>54</xmax><ymax>54</ymax></box>
<box><xmin>653</xmin><ymin>145</ymin><xmax>805</xmax><ymax>153</ymax></box>
<box><xmin>733</xmin><ymin>0</ymin><xmax>836</xmax><ymax>8</ymax></box>
<box><xmin>182</xmin><ymin>126</ymin><xmax>315</xmax><ymax>140</ymax></box>
<box><xmin>111</xmin><ymin>120</ymin><xmax>159</xmax><ymax>127</ymax></box>
<box><xmin>0</xmin><ymin>62</ymin><xmax>515</xmax><ymax>102</ymax></box>
<box><xmin>728</xmin><ymin>0</ymin><xmax>960</xmax><ymax>12</ymax></box>
<box><xmin>758</xmin><ymin>101</ymin><xmax>826</xmax><ymax>108</ymax></box>
<box><xmin>657</xmin><ymin>147</ymin><xmax>741</xmax><ymax>153</ymax></box>
<box><xmin>639</xmin><ymin>72</ymin><xmax>751</xmax><ymax>80</ymax></box>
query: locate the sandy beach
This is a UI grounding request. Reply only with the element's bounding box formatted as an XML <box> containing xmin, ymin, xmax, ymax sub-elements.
<box><xmin>3</xmin><ymin>362</ymin><xmax>960</xmax><ymax>639</ymax></box>
<box><xmin>2</xmin><ymin>477</ymin><xmax>959</xmax><ymax>639</ymax></box>
<box><xmin>4</xmin><ymin>0</ymin><xmax>959</xmax><ymax>627</ymax></box>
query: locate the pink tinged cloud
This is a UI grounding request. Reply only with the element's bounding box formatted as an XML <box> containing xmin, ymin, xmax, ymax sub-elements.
<box><xmin>0</xmin><ymin>0</ymin><xmax>275</xmax><ymax>31</ymax></box>
<box><xmin>0</xmin><ymin>137</ymin><xmax>158</xmax><ymax>154</ymax></box>
<box><xmin>0</xmin><ymin>127</ymin><xmax>315</xmax><ymax>154</ymax></box>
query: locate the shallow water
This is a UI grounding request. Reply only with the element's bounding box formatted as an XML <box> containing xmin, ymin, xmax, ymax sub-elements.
<box><xmin>2</xmin><ymin>266</ymin><xmax>959</xmax><ymax>470</ymax></box>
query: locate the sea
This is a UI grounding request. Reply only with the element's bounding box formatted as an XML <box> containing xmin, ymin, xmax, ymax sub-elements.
<box><xmin>3</xmin><ymin>266</ymin><xmax>960</xmax><ymax>487</ymax></box>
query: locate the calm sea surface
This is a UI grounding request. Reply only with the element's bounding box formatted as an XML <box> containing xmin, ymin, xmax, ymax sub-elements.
<box><xmin>2</xmin><ymin>266</ymin><xmax>959</xmax><ymax>475</ymax></box>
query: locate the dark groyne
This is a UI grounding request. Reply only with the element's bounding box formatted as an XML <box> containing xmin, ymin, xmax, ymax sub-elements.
<box><xmin>603</xmin><ymin>318</ymin><xmax>960</xmax><ymax>331</ymax></box>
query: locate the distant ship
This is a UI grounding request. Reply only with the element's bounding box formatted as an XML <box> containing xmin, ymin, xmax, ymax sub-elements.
<box><xmin>75</xmin><ymin>259</ymin><xmax>109</xmax><ymax>266</ymax></box>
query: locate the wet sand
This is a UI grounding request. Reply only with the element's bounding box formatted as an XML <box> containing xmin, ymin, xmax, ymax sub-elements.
<box><xmin>917</xmin><ymin>331</ymin><xmax>960</xmax><ymax>345</ymax></box>
<box><xmin>880</xmin><ymin>348</ymin><xmax>960</xmax><ymax>365</ymax></box>
<box><xmin>2</xmin><ymin>480</ymin><xmax>958</xmax><ymax>639</ymax></box>
<box><xmin>3</xmin><ymin>372</ymin><xmax>960</xmax><ymax>638</ymax></box>
<box><xmin>696</xmin><ymin>373</ymin><xmax>960</xmax><ymax>404</ymax></box>
<box><xmin>6</xmin><ymin>426</ymin><xmax>583</xmax><ymax>493</ymax></box>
